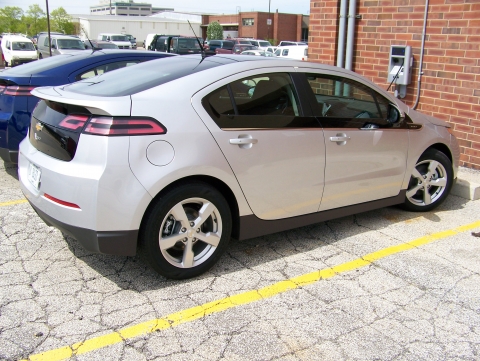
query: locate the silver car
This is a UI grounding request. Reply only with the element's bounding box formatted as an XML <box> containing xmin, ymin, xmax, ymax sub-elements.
<box><xmin>19</xmin><ymin>55</ymin><xmax>459</xmax><ymax>279</ymax></box>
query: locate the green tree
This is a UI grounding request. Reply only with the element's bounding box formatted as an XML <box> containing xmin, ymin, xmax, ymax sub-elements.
<box><xmin>24</xmin><ymin>4</ymin><xmax>46</xmax><ymax>36</ymax></box>
<box><xmin>206</xmin><ymin>21</ymin><xmax>223</xmax><ymax>40</ymax></box>
<box><xmin>50</xmin><ymin>7</ymin><xmax>74</xmax><ymax>34</ymax></box>
<box><xmin>0</xmin><ymin>6</ymin><xmax>24</xmax><ymax>33</ymax></box>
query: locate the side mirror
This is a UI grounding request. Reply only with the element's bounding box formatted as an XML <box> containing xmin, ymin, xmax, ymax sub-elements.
<box><xmin>387</xmin><ymin>104</ymin><xmax>401</xmax><ymax>124</ymax></box>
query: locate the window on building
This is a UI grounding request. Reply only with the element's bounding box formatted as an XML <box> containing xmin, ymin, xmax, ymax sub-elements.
<box><xmin>130</xmin><ymin>7</ymin><xmax>139</xmax><ymax>10</ymax></box>
<box><xmin>242</xmin><ymin>18</ymin><xmax>254</xmax><ymax>26</ymax></box>
<box><xmin>118</xmin><ymin>6</ymin><xmax>127</xmax><ymax>9</ymax></box>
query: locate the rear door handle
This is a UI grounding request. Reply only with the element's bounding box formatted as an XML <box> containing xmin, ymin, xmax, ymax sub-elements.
<box><xmin>329</xmin><ymin>136</ymin><xmax>350</xmax><ymax>142</ymax></box>
<box><xmin>329</xmin><ymin>133</ymin><xmax>350</xmax><ymax>145</ymax></box>
<box><xmin>230</xmin><ymin>135</ymin><xmax>258</xmax><ymax>149</ymax></box>
<box><xmin>229</xmin><ymin>138</ymin><xmax>258</xmax><ymax>145</ymax></box>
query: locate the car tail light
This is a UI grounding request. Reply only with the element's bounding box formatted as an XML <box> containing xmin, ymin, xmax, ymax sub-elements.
<box><xmin>3</xmin><ymin>85</ymin><xmax>36</xmax><ymax>96</ymax></box>
<box><xmin>58</xmin><ymin>115</ymin><xmax>90</xmax><ymax>131</ymax></box>
<box><xmin>44</xmin><ymin>193</ymin><xmax>81</xmax><ymax>209</ymax></box>
<box><xmin>83</xmin><ymin>117</ymin><xmax>167</xmax><ymax>136</ymax></box>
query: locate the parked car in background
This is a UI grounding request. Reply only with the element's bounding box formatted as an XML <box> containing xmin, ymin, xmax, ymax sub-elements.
<box><xmin>274</xmin><ymin>45</ymin><xmax>308</xmax><ymax>61</ymax></box>
<box><xmin>84</xmin><ymin>40</ymin><xmax>119</xmax><ymax>50</ymax></box>
<box><xmin>241</xmin><ymin>50</ymin><xmax>277</xmax><ymax>57</ymax></box>
<box><xmin>216</xmin><ymin>44</ymin><xmax>257</xmax><ymax>55</ymax></box>
<box><xmin>0</xmin><ymin>50</ymin><xmax>176</xmax><ymax>163</ymax></box>
<box><xmin>207</xmin><ymin>40</ymin><xmax>234</xmax><ymax>52</ymax></box>
<box><xmin>97</xmin><ymin>33</ymin><xmax>131</xmax><ymax>49</ymax></box>
<box><xmin>18</xmin><ymin>54</ymin><xmax>459</xmax><ymax>280</ymax></box>
<box><xmin>0</xmin><ymin>35</ymin><xmax>37</xmax><ymax>67</ymax></box>
<box><xmin>248</xmin><ymin>39</ymin><xmax>272</xmax><ymax>50</ymax></box>
<box><xmin>144</xmin><ymin>33</ymin><xmax>161</xmax><ymax>50</ymax></box>
<box><xmin>125</xmin><ymin>34</ymin><xmax>137</xmax><ymax>49</ymax></box>
<box><xmin>37</xmin><ymin>34</ymin><xmax>86</xmax><ymax>59</ymax></box>
<box><xmin>149</xmin><ymin>35</ymin><xmax>203</xmax><ymax>55</ymax></box>
<box><xmin>277</xmin><ymin>41</ymin><xmax>307</xmax><ymax>47</ymax></box>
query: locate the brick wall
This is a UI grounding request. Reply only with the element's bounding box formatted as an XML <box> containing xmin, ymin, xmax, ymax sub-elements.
<box><xmin>309</xmin><ymin>0</ymin><xmax>480</xmax><ymax>169</ymax></box>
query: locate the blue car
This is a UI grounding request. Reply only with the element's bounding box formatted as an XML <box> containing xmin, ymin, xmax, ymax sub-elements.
<box><xmin>0</xmin><ymin>50</ymin><xmax>175</xmax><ymax>163</ymax></box>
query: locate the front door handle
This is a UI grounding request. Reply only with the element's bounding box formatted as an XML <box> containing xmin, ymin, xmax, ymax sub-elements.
<box><xmin>230</xmin><ymin>135</ymin><xmax>258</xmax><ymax>149</ymax></box>
<box><xmin>329</xmin><ymin>133</ymin><xmax>350</xmax><ymax>145</ymax></box>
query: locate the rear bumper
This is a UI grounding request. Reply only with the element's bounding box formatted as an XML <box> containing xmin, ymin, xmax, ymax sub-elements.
<box><xmin>30</xmin><ymin>202</ymin><xmax>138</xmax><ymax>256</ymax></box>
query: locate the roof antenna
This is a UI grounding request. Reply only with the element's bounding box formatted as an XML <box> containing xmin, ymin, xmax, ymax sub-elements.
<box><xmin>187</xmin><ymin>20</ymin><xmax>206</xmax><ymax>58</ymax></box>
<box><xmin>81</xmin><ymin>25</ymin><xmax>100</xmax><ymax>52</ymax></box>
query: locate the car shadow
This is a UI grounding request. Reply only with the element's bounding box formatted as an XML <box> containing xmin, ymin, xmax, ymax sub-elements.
<box><xmin>2</xmin><ymin>161</ymin><xmax>19</xmax><ymax>180</ymax></box>
<box><xmin>62</xmin><ymin>193</ymin><xmax>468</xmax><ymax>292</ymax></box>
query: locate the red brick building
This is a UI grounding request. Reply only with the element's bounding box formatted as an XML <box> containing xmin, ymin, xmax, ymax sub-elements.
<box><xmin>201</xmin><ymin>12</ymin><xmax>307</xmax><ymax>44</ymax></box>
<box><xmin>309</xmin><ymin>0</ymin><xmax>480</xmax><ymax>169</ymax></box>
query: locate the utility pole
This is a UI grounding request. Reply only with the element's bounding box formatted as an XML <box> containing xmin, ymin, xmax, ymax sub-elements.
<box><xmin>46</xmin><ymin>0</ymin><xmax>52</xmax><ymax>56</ymax></box>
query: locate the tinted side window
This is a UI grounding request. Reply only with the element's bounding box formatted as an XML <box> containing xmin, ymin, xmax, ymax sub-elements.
<box><xmin>202</xmin><ymin>73</ymin><xmax>315</xmax><ymax>129</ymax></box>
<box><xmin>304</xmin><ymin>73</ymin><xmax>396</xmax><ymax>128</ymax></box>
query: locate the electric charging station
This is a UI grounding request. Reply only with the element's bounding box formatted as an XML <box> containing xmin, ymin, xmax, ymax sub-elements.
<box><xmin>387</xmin><ymin>45</ymin><xmax>413</xmax><ymax>98</ymax></box>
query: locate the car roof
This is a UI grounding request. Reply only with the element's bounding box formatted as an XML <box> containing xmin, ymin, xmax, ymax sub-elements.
<box><xmin>0</xmin><ymin>50</ymin><xmax>175</xmax><ymax>78</ymax></box>
<box><xmin>32</xmin><ymin>54</ymin><xmax>400</xmax><ymax>111</ymax></box>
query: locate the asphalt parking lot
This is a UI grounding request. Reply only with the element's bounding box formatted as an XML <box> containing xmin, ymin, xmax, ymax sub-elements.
<box><xmin>0</xmin><ymin>159</ymin><xmax>480</xmax><ymax>361</ymax></box>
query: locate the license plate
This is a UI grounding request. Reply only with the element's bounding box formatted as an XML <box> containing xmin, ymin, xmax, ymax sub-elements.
<box><xmin>27</xmin><ymin>163</ymin><xmax>41</xmax><ymax>189</ymax></box>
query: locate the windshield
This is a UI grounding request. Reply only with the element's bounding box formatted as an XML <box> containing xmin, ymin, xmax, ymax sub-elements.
<box><xmin>259</xmin><ymin>41</ymin><xmax>271</xmax><ymax>47</ymax></box>
<box><xmin>111</xmin><ymin>35</ymin><xmax>128</xmax><ymax>41</ymax></box>
<box><xmin>57</xmin><ymin>39</ymin><xmax>85</xmax><ymax>50</ymax></box>
<box><xmin>63</xmin><ymin>56</ymin><xmax>227</xmax><ymax>97</ymax></box>
<box><xmin>12</xmin><ymin>42</ymin><xmax>36</xmax><ymax>51</ymax></box>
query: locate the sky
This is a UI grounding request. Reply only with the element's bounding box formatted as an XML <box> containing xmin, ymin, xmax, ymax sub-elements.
<box><xmin>4</xmin><ymin>0</ymin><xmax>310</xmax><ymax>16</ymax></box>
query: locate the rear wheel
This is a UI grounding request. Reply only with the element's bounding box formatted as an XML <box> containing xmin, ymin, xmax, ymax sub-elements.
<box><xmin>401</xmin><ymin>149</ymin><xmax>453</xmax><ymax>212</ymax></box>
<box><xmin>140</xmin><ymin>182</ymin><xmax>232</xmax><ymax>279</ymax></box>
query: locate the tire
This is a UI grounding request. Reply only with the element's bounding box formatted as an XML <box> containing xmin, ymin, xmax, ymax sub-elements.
<box><xmin>401</xmin><ymin>149</ymin><xmax>453</xmax><ymax>212</ymax></box>
<box><xmin>4</xmin><ymin>61</ymin><xmax>8</xmax><ymax>67</ymax></box>
<box><xmin>139</xmin><ymin>182</ymin><xmax>232</xmax><ymax>279</ymax></box>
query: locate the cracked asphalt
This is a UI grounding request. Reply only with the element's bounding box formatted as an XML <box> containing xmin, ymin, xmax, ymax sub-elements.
<box><xmin>0</xmin><ymin>160</ymin><xmax>480</xmax><ymax>361</ymax></box>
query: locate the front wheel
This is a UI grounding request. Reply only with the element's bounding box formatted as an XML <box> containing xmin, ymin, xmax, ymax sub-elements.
<box><xmin>140</xmin><ymin>182</ymin><xmax>232</xmax><ymax>279</ymax></box>
<box><xmin>401</xmin><ymin>149</ymin><xmax>453</xmax><ymax>212</ymax></box>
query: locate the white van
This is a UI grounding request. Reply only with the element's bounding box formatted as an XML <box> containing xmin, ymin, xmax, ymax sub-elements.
<box><xmin>274</xmin><ymin>45</ymin><xmax>308</xmax><ymax>61</ymax></box>
<box><xmin>1</xmin><ymin>35</ymin><xmax>37</xmax><ymax>67</ymax></box>
<box><xmin>97</xmin><ymin>33</ymin><xmax>131</xmax><ymax>49</ymax></box>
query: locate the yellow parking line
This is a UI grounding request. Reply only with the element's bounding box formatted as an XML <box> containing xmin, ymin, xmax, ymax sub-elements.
<box><xmin>0</xmin><ymin>199</ymin><xmax>27</xmax><ymax>207</ymax></box>
<box><xmin>23</xmin><ymin>220</ymin><xmax>480</xmax><ymax>361</ymax></box>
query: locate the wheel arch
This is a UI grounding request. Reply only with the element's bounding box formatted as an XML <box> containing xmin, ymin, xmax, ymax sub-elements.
<box><xmin>424</xmin><ymin>143</ymin><xmax>453</xmax><ymax>164</ymax></box>
<box><xmin>139</xmin><ymin>175</ymin><xmax>241</xmax><ymax>241</ymax></box>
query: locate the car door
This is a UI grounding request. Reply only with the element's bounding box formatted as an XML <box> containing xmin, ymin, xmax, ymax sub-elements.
<box><xmin>192</xmin><ymin>70</ymin><xmax>326</xmax><ymax>220</ymax></box>
<box><xmin>298</xmin><ymin>71</ymin><xmax>408</xmax><ymax>211</ymax></box>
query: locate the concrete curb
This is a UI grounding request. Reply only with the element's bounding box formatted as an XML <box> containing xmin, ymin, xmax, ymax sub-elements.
<box><xmin>451</xmin><ymin>167</ymin><xmax>480</xmax><ymax>201</ymax></box>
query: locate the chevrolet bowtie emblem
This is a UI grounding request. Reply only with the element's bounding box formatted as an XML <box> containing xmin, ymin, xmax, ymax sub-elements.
<box><xmin>35</xmin><ymin>122</ymin><xmax>43</xmax><ymax>132</ymax></box>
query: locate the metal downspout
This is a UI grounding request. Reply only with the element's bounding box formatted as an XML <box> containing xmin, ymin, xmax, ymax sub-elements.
<box><xmin>345</xmin><ymin>0</ymin><xmax>357</xmax><ymax>71</ymax></box>
<box><xmin>336</xmin><ymin>0</ymin><xmax>348</xmax><ymax>68</ymax></box>
<box><xmin>413</xmin><ymin>0</ymin><xmax>429</xmax><ymax>110</ymax></box>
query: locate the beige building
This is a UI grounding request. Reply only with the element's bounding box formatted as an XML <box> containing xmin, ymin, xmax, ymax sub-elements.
<box><xmin>90</xmin><ymin>0</ymin><xmax>173</xmax><ymax>16</ymax></box>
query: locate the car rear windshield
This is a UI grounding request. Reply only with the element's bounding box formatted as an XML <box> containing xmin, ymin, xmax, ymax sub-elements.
<box><xmin>62</xmin><ymin>56</ymin><xmax>229</xmax><ymax>97</ymax></box>
<box><xmin>3</xmin><ymin>53</ymin><xmax>90</xmax><ymax>74</ymax></box>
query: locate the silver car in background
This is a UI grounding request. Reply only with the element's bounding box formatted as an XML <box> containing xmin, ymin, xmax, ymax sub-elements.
<box><xmin>18</xmin><ymin>55</ymin><xmax>459</xmax><ymax>279</ymax></box>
